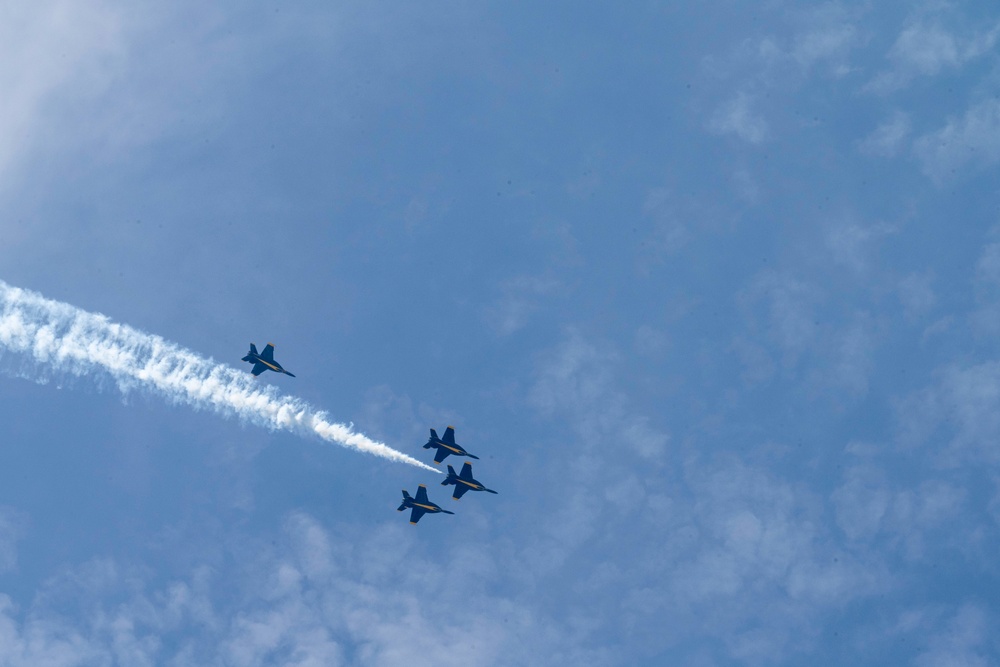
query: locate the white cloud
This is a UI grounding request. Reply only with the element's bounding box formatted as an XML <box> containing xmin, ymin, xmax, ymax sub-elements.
<box><xmin>790</xmin><ymin>21</ymin><xmax>860</xmax><ymax>75</ymax></box>
<box><xmin>731</xmin><ymin>337</ymin><xmax>776</xmax><ymax>386</ymax></box>
<box><xmin>971</xmin><ymin>242</ymin><xmax>1000</xmax><ymax>334</ymax></box>
<box><xmin>738</xmin><ymin>271</ymin><xmax>821</xmax><ymax>370</ymax></box>
<box><xmin>633</xmin><ymin>325</ymin><xmax>669</xmax><ymax>359</ymax></box>
<box><xmin>528</xmin><ymin>330</ymin><xmax>668</xmax><ymax>461</ymax></box>
<box><xmin>0</xmin><ymin>508</ymin><xmax>26</xmax><ymax>574</ymax></box>
<box><xmin>0</xmin><ymin>516</ymin><xmax>551</xmax><ymax>667</ymax></box>
<box><xmin>636</xmin><ymin>187</ymin><xmax>736</xmax><ymax>271</ymax></box>
<box><xmin>829</xmin><ymin>317</ymin><xmax>876</xmax><ymax>397</ymax></box>
<box><xmin>859</xmin><ymin>111</ymin><xmax>912</xmax><ymax>157</ymax></box>
<box><xmin>482</xmin><ymin>275</ymin><xmax>561</xmax><ymax>336</ymax></box>
<box><xmin>664</xmin><ymin>458</ymin><xmax>885</xmax><ymax>663</ymax></box>
<box><xmin>832</xmin><ymin>464</ymin><xmax>891</xmax><ymax>541</ymax></box>
<box><xmin>708</xmin><ymin>92</ymin><xmax>769</xmax><ymax>144</ymax></box>
<box><xmin>914</xmin><ymin>605</ymin><xmax>994</xmax><ymax>667</ymax></box>
<box><xmin>0</xmin><ymin>1</ymin><xmax>125</xmax><ymax>183</ymax></box>
<box><xmin>523</xmin><ymin>333</ymin><xmax>884</xmax><ymax>659</ymax></box>
<box><xmin>825</xmin><ymin>219</ymin><xmax>897</xmax><ymax>274</ymax></box>
<box><xmin>914</xmin><ymin>99</ymin><xmax>1000</xmax><ymax>181</ymax></box>
<box><xmin>737</xmin><ymin>269</ymin><xmax>879</xmax><ymax>399</ymax></box>
<box><xmin>940</xmin><ymin>362</ymin><xmax>1000</xmax><ymax>463</ymax></box>
<box><xmin>893</xmin><ymin>355</ymin><xmax>1000</xmax><ymax>466</ymax></box>
<box><xmin>898</xmin><ymin>272</ymin><xmax>937</xmax><ymax>321</ymax></box>
<box><xmin>866</xmin><ymin>18</ymin><xmax>1000</xmax><ymax>93</ymax></box>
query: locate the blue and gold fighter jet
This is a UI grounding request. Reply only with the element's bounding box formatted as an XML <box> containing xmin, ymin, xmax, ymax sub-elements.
<box><xmin>397</xmin><ymin>485</ymin><xmax>454</xmax><ymax>524</ymax></box>
<box><xmin>441</xmin><ymin>462</ymin><xmax>498</xmax><ymax>500</ymax></box>
<box><xmin>423</xmin><ymin>426</ymin><xmax>479</xmax><ymax>464</ymax></box>
<box><xmin>241</xmin><ymin>343</ymin><xmax>296</xmax><ymax>377</ymax></box>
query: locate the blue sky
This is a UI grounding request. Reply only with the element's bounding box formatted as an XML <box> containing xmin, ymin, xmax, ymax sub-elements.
<box><xmin>2</xmin><ymin>1</ymin><xmax>1000</xmax><ymax>664</ymax></box>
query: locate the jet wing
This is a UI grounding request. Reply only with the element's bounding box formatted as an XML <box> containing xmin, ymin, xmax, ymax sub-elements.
<box><xmin>250</xmin><ymin>362</ymin><xmax>268</xmax><ymax>376</ymax></box>
<box><xmin>452</xmin><ymin>485</ymin><xmax>470</xmax><ymax>500</ymax></box>
<box><xmin>260</xmin><ymin>343</ymin><xmax>276</xmax><ymax>362</ymax></box>
<box><xmin>415</xmin><ymin>485</ymin><xmax>430</xmax><ymax>504</ymax></box>
<box><xmin>433</xmin><ymin>447</ymin><xmax>451</xmax><ymax>464</ymax></box>
<box><xmin>442</xmin><ymin>426</ymin><xmax>457</xmax><ymax>445</ymax></box>
<box><xmin>460</xmin><ymin>462</ymin><xmax>473</xmax><ymax>479</ymax></box>
<box><xmin>408</xmin><ymin>506</ymin><xmax>427</xmax><ymax>524</ymax></box>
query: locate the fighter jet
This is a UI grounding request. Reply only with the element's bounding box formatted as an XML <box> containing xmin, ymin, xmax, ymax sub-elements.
<box><xmin>241</xmin><ymin>343</ymin><xmax>296</xmax><ymax>377</ymax></box>
<box><xmin>423</xmin><ymin>426</ymin><xmax>479</xmax><ymax>464</ymax></box>
<box><xmin>397</xmin><ymin>485</ymin><xmax>454</xmax><ymax>524</ymax></box>
<box><xmin>441</xmin><ymin>462</ymin><xmax>498</xmax><ymax>500</ymax></box>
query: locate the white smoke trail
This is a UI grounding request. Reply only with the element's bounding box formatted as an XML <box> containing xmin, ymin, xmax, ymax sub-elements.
<box><xmin>0</xmin><ymin>280</ymin><xmax>438</xmax><ymax>472</ymax></box>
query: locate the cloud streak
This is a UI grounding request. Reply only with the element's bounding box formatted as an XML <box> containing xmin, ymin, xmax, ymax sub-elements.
<box><xmin>0</xmin><ymin>280</ymin><xmax>436</xmax><ymax>472</ymax></box>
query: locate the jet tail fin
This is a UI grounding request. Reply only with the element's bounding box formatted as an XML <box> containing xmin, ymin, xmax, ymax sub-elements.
<box><xmin>447</xmin><ymin>465</ymin><xmax>457</xmax><ymax>476</ymax></box>
<box><xmin>249</xmin><ymin>343</ymin><xmax>259</xmax><ymax>356</ymax></box>
<box><xmin>396</xmin><ymin>503</ymin><xmax>407</xmax><ymax>511</ymax></box>
<box><xmin>430</xmin><ymin>428</ymin><xmax>440</xmax><ymax>441</ymax></box>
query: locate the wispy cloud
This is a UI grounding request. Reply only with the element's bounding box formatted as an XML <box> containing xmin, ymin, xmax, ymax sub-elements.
<box><xmin>914</xmin><ymin>99</ymin><xmax>1000</xmax><ymax>181</ymax></box>
<box><xmin>825</xmin><ymin>219</ymin><xmax>897</xmax><ymax>274</ymax></box>
<box><xmin>482</xmin><ymin>274</ymin><xmax>561</xmax><ymax>336</ymax></box>
<box><xmin>708</xmin><ymin>92</ymin><xmax>769</xmax><ymax>144</ymax></box>
<box><xmin>914</xmin><ymin>604</ymin><xmax>995</xmax><ymax>667</ymax></box>
<box><xmin>866</xmin><ymin>17</ymin><xmax>1000</xmax><ymax>94</ymax></box>
<box><xmin>736</xmin><ymin>270</ymin><xmax>878</xmax><ymax>398</ymax></box>
<box><xmin>0</xmin><ymin>508</ymin><xmax>26</xmax><ymax>575</ymax></box>
<box><xmin>0</xmin><ymin>1</ymin><xmax>124</xmax><ymax>182</ymax></box>
<box><xmin>0</xmin><ymin>280</ymin><xmax>435</xmax><ymax>471</ymax></box>
<box><xmin>894</xmin><ymin>356</ymin><xmax>1000</xmax><ymax>465</ymax></box>
<box><xmin>859</xmin><ymin>111</ymin><xmax>912</xmax><ymax>157</ymax></box>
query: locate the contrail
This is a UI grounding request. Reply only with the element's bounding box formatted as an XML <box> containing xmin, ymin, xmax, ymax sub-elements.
<box><xmin>0</xmin><ymin>280</ymin><xmax>438</xmax><ymax>472</ymax></box>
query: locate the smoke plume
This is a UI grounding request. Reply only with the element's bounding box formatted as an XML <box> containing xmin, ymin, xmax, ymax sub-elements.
<box><xmin>0</xmin><ymin>281</ymin><xmax>437</xmax><ymax>472</ymax></box>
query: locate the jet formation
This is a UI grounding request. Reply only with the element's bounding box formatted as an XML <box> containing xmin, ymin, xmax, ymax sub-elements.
<box><xmin>242</xmin><ymin>343</ymin><xmax>296</xmax><ymax>378</ymax></box>
<box><xmin>400</xmin><ymin>426</ymin><xmax>497</xmax><ymax>524</ymax></box>
<box><xmin>235</xmin><ymin>343</ymin><xmax>490</xmax><ymax>525</ymax></box>
<box><xmin>236</xmin><ymin>342</ymin><xmax>492</xmax><ymax>524</ymax></box>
